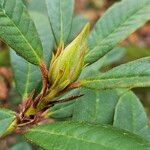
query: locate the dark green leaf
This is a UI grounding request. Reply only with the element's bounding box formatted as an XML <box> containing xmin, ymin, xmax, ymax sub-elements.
<box><xmin>113</xmin><ymin>91</ymin><xmax>150</xmax><ymax>142</ymax></box>
<box><xmin>46</xmin><ymin>0</ymin><xmax>74</xmax><ymax>45</ymax></box>
<box><xmin>81</xmin><ymin>57</ymin><xmax>150</xmax><ymax>90</ymax></box>
<box><xmin>25</xmin><ymin>121</ymin><xmax>150</xmax><ymax>150</ymax></box>
<box><xmin>85</xmin><ymin>0</ymin><xmax>150</xmax><ymax>64</ymax></box>
<box><xmin>0</xmin><ymin>0</ymin><xmax>43</xmax><ymax>65</ymax></box>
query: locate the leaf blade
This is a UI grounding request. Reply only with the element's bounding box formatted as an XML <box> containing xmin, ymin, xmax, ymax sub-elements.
<box><xmin>25</xmin><ymin>121</ymin><xmax>150</xmax><ymax>150</ymax></box>
<box><xmin>0</xmin><ymin>0</ymin><xmax>43</xmax><ymax>65</ymax></box>
<box><xmin>85</xmin><ymin>0</ymin><xmax>150</xmax><ymax>64</ymax></box>
<box><xmin>81</xmin><ymin>57</ymin><xmax>150</xmax><ymax>90</ymax></box>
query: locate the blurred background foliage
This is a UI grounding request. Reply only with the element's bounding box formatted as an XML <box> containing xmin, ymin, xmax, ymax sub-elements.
<box><xmin>0</xmin><ymin>0</ymin><xmax>149</xmax><ymax>149</ymax></box>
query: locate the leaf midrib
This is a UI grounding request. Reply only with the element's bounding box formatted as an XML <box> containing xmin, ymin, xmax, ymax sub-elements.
<box><xmin>84</xmin><ymin>75</ymin><xmax>150</xmax><ymax>82</ymax></box>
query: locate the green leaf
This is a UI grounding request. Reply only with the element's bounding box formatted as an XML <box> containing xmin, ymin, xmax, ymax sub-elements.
<box><xmin>0</xmin><ymin>0</ymin><xmax>43</xmax><ymax>65</ymax></box>
<box><xmin>113</xmin><ymin>91</ymin><xmax>150</xmax><ymax>143</ymax></box>
<box><xmin>81</xmin><ymin>57</ymin><xmax>150</xmax><ymax>90</ymax></box>
<box><xmin>85</xmin><ymin>0</ymin><xmax>150</xmax><ymax>64</ymax></box>
<box><xmin>0</xmin><ymin>108</ymin><xmax>16</xmax><ymax>137</ymax></box>
<box><xmin>73</xmin><ymin>89</ymin><xmax>126</xmax><ymax>124</ymax></box>
<box><xmin>10</xmin><ymin>50</ymin><xmax>41</xmax><ymax>99</ymax></box>
<box><xmin>25</xmin><ymin>121</ymin><xmax>150</xmax><ymax>150</ymax></box>
<box><xmin>29</xmin><ymin>11</ymin><xmax>54</xmax><ymax>67</ymax></box>
<box><xmin>10</xmin><ymin>142</ymin><xmax>32</xmax><ymax>150</ymax></box>
<box><xmin>46</xmin><ymin>0</ymin><xmax>74</xmax><ymax>46</ymax></box>
<box><xmin>68</xmin><ymin>15</ymin><xmax>89</xmax><ymax>42</ymax></box>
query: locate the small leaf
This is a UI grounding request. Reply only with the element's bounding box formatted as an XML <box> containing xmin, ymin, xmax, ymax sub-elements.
<box><xmin>10</xmin><ymin>50</ymin><xmax>41</xmax><ymax>99</ymax></box>
<box><xmin>0</xmin><ymin>0</ymin><xmax>43</xmax><ymax>65</ymax></box>
<box><xmin>113</xmin><ymin>91</ymin><xmax>150</xmax><ymax>143</ymax></box>
<box><xmin>0</xmin><ymin>108</ymin><xmax>16</xmax><ymax>137</ymax></box>
<box><xmin>46</xmin><ymin>0</ymin><xmax>74</xmax><ymax>46</ymax></box>
<box><xmin>85</xmin><ymin>0</ymin><xmax>150</xmax><ymax>64</ymax></box>
<box><xmin>25</xmin><ymin>121</ymin><xmax>150</xmax><ymax>150</ymax></box>
<box><xmin>81</xmin><ymin>57</ymin><xmax>150</xmax><ymax>90</ymax></box>
<box><xmin>73</xmin><ymin>89</ymin><xmax>126</xmax><ymax>124</ymax></box>
<box><xmin>10</xmin><ymin>142</ymin><xmax>32</xmax><ymax>150</ymax></box>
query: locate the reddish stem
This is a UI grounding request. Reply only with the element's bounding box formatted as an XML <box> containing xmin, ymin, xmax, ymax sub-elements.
<box><xmin>34</xmin><ymin>62</ymin><xmax>48</xmax><ymax>107</ymax></box>
<box><xmin>40</xmin><ymin>62</ymin><xmax>48</xmax><ymax>97</ymax></box>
